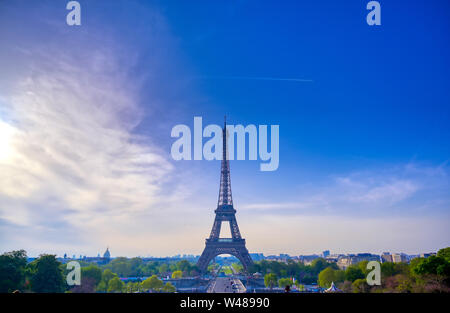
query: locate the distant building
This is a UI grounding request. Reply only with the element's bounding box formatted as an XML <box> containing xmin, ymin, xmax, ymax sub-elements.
<box><xmin>336</xmin><ymin>257</ymin><xmax>352</xmax><ymax>269</ymax></box>
<box><xmin>322</xmin><ymin>250</ymin><xmax>330</xmax><ymax>258</ymax></box>
<box><xmin>250</xmin><ymin>253</ymin><xmax>265</xmax><ymax>261</ymax></box>
<box><xmin>325</xmin><ymin>256</ymin><xmax>338</xmax><ymax>264</ymax></box>
<box><xmin>63</xmin><ymin>247</ymin><xmax>112</xmax><ymax>265</ymax></box>
<box><xmin>407</xmin><ymin>254</ymin><xmax>419</xmax><ymax>261</ymax></box>
<box><xmin>381</xmin><ymin>252</ymin><xmax>392</xmax><ymax>263</ymax></box>
<box><xmin>392</xmin><ymin>253</ymin><xmax>408</xmax><ymax>263</ymax></box>
<box><xmin>337</xmin><ymin>253</ymin><xmax>380</xmax><ymax>269</ymax></box>
<box><xmin>420</xmin><ymin>253</ymin><xmax>436</xmax><ymax>258</ymax></box>
<box><xmin>300</xmin><ymin>255</ymin><xmax>320</xmax><ymax>265</ymax></box>
<box><xmin>103</xmin><ymin>247</ymin><xmax>111</xmax><ymax>259</ymax></box>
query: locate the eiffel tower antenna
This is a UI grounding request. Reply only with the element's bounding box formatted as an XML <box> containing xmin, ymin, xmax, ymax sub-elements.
<box><xmin>218</xmin><ymin>115</ymin><xmax>232</xmax><ymax>207</ymax></box>
<box><xmin>197</xmin><ymin>117</ymin><xmax>253</xmax><ymax>273</ymax></box>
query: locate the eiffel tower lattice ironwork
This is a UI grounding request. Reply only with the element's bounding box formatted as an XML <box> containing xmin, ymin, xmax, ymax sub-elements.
<box><xmin>197</xmin><ymin>117</ymin><xmax>253</xmax><ymax>273</ymax></box>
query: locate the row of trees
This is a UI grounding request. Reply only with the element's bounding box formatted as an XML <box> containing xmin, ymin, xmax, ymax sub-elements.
<box><xmin>2</xmin><ymin>248</ymin><xmax>449</xmax><ymax>293</ymax></box>
<box><xmin>250</xmin><ymin>258</ymin><xmax>331</xmax><ymax>285</ymax></box>
<box><xmin>71</xmin><ymin>267</ymin><xmax>177</xmax><ymax>293</ymax></box>
<box><xmin>0</xmin><ymin>250</ymin><xmax>189</xmax><ymax>293</ymax></box>
<box><xmin>263</xmin><ymin>273</ymin><xmax>305</xmax><ymax>290</ymax></box>
<box><xmin>257</xmin><ymin>248</ymin><xmax>450</xmax><ymax>293</ymax></box>
<box><xmin>316</xmin><ymin>247</ymin><xmax>450</xmax><ymax>293</ymax></box>
<box><xmin>0</xmin><ymin>251</ymin><xmax>67</xmax><ymax>293</ymax></box>
<box><xmin>101</xmin><ymin>257</ymin><xmax>199</xmax><ymax>277</ymax></box>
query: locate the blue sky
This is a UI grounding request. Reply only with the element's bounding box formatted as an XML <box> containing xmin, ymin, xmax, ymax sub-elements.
<box><xmin>0</xmin><ymin>0</ymin><xmax>449</xmax><ymax>257</ymax></box>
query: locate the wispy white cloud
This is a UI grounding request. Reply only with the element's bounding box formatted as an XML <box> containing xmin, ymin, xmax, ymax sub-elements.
<box><xmin>240</xmin><ymin>163</ymin><xmax>450</xmax><ymax>217</ymax></box>
<box><xmin>0</xmin><ymin>44</ymin><xmax>179</xmax><ymax>241</ymax></box>
<box><xmin>347</xmin><ymin>179</ymin><xmax>418</xmax><ymax>203</ymax></box>
<box><xmin>0</xmin><ymin>2</ymin><xmax>197</xmax><ymax>257</ymax></box>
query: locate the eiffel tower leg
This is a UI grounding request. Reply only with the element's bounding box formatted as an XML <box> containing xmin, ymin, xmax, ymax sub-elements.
<box><xmin>209</xmin><ymin>218</ymin><xmax>222</xmax><ymax>239</ymax></box>
<box><xmin>235</xmin><ymin>247</ymin><xmax>253</xmax><ymax>272</ymax></box>
<box><xmin>197</xmin><ymin>246</ymin><xmax>215</xmax><ymax>273</ymax></box>
<box><xmin>229</xmin><ymin>216</ymin><xmax>242</xmax><ymax>239</ymax></box>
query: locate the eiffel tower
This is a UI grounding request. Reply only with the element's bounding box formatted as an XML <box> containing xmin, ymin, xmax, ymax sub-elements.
<box><xmin>197</xmin><ymin>117</ymin><xmax>253</xmax><ymax>273</ymax></box>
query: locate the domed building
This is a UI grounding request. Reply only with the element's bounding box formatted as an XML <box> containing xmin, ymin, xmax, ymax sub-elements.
<box><xmin>103</xmin><ymin>247</ymin><xmax>111</xmax><ymax>261</ymax></box>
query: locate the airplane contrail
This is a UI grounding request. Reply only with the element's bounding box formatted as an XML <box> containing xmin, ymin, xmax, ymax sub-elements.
<box><xmin>194</xmin><ymin>76</ymin><xmax>313</xmax><ymax>83</ymax></box>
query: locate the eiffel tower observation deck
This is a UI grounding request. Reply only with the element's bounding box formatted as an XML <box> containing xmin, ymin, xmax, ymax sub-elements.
<box><xmin>197</xmin><ymin>117</ymin><xmax>253</xmax><ymax>273</ymax></box>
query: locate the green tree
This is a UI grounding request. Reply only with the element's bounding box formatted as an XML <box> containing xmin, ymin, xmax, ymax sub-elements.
<box><xmin>232</xmin><ymin>263</ymin><xmax>243</xmax><ymax>273</ymax></box>
<box><xmin>381</xmin><ymin>262</ymin><xmax>396</xmax><ymax>277</ymax></box>
<box><xmin>264</xmin><ymin>273</ymin><xmax>277</xmax><ymax>290</ymax></box>
<box><xmin>163</xmin><ymin>282</ymin><xmax>176</xmax><ymax>293</ymax></box>
<box><xmin>0</xmin><ymin>250</ymin><xmax>27</xmax><ymax>293</ymax></box>
<box><xmin>296</xmin><ymin>283</ymin><xmax>305</xmax><ymax>292</ymax></box>
<box><xmin>396</xmin><ymin>274</ymin><xmax>413</xmax><ymax>293</ymax></box>
<box><xmin>278</xmin><ymin>278</ymin><xmax>293</xmax><ymax>288</ymax></box>
<box><xmin>412</xmin><ymin>256</ymin><xmax>448</xmax><ymax>276</ymax></box>
<box><xmin>107</xmin><ymin>257</ymin><xmax>130</xmax><ymax>277</ymax></box>
<box><xmin>81</xmin><ymin>265</ymin><xmax>102</xmax><ymax>287</ymax></box>
<box><xmin>107</xmin><ymin>277</ymin><xmax>125</xmax><ymax>293</ymax></box>
<box><xmin>334</xmin><ymin>269</ymin><xmax>346</xmax><ymax>282</ymax></box>
<box><xmin>345</xmin><ymin>266</ymin><xmax>365</xmax><ymax>282</ymax></box>
<box><xmin>172</xmin><ymin>270</ymin><xmax>183</xmax><ymax>279</ymax></box>
<box><xmin>318</xmin><ymin>267</ymin><xmax>335</xmax><ymax>288</ymax></box>
<box><xmin>352</xmin><ymin>278</ymin><xmax>370</xmax><ymax>293</ymax></box>
<box><xmin>69</xmin><ymin>265</ymin><xmax>103</xmax><ymax>293</ymax></box>
<box><xmin>124</xmin><ymin>281</ymin><xmax>141</xmax><ymax>293</ymax></box>
<box><xmin>102</xmin><ymin>268</ymin><xmax>117</xmax><ymax>282</ymax></box>
<box><xmin>30</xmin><ymin>255</ymin><xmax>65</xmax><ymax>293</ymax></box>
<box><xmin>176</xmin><ymin>260</ymin><xmax>192</xmax><ymax>274</ymax></box>
<box><xmin>129</xmin><ymin>258</ymin><xmax>144</xmax><ymax>276</ymax></box>
<box><xmin>358</xmin><ymin>260</ymin><xmax>370</xmax><ymax>275</ymax></box>
<box><xmin>311</xmin><ymin>258</ymin><xmax>330</xmax><ymax>274</ymax></box>
<box><xmin>159</xmin><ymin>263</ymin><xmax>169</xmax><ymax>275</ymax></box>
<box><xmin>141</xmin><ymin>275</ymin><xmax>164</xmax><ymax>292</ymax></box>
<box><xmin>437</xmin><ymin>247</ymin><xmax>450</xmax><ymax>262</ymax></box>
<box><xmin>409</xmin><ymin>258</ymin><xmax>422</xmax><ymax>276</ymax></box>
<box><xmin>97</xmin><ymin>269</ymin><xmax>117</xmax><ymax>292</ymax></box>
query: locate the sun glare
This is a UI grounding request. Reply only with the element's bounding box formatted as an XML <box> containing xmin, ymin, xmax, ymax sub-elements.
<box><xmin>0</xmin><ymin>120</ymin><xmax>16</xmax><ymax>161</ymax></box>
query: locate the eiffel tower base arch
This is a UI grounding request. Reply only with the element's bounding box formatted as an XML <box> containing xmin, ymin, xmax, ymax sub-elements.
<box><xmin>197</xmin><ymin>239</ymin><xmax>253</xmax><ymax>273</ymax></box>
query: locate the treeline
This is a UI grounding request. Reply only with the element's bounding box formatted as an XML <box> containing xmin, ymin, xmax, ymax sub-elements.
<box><xmin>249</xmin><ymin>258</ymin><xmax>331</xmax><ymax>284</ymax></box>
<box><xmin>317</xmin><ymin>247</ymin><xmax>450</xmax><ymax>293</ymax></box>
<box><xmin>71</xmin><ymin>268</ymin><xmax>176</xmax><ymax>293</ymax></box>
<box><xmin>2</xmin><ymin>247</ymin><xmax>449</xmax><ymax>293</ymax></box>
<box><xmin>255</xmin><ymin>247</ymin><xmax>450</xmax><ymax>293</ymax></box>
<box><xmin>100</xmin><ymin>257</ymin><xmax>199</xmax><ymax>277</ymax></box>
<box><xmin>0</xmin><ymin>250</ymin><xmax>198</xmax><ymax>293</ymax></box>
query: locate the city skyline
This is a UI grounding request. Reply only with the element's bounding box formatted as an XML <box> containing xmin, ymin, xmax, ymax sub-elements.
<box><xmin>1</xmin><ymin>0</ymin><xmax>449</xmax><ymax>258</ymax></box>
<box><xmin>22</xmin><ymin>249</ymin><xmax>440</xmax><ymax>260</ymax></box>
